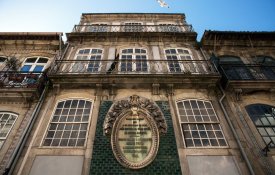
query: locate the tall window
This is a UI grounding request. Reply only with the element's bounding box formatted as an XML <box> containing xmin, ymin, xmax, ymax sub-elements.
<box><xmin>124</xmin><ymin>22</ymin><xmax>143</xmax><ymax>32</ymax></box>
<box><xmin>20</xmin><ymin>57</ymin><xmax>49</xmax><ymax>72</ymax></box>
<box><xmin>72</xmin><ymin>48</ymin><xmax>102</xmax><ymax>72</ymax></box>
<box><xmin>176</xmin><ymin>99</ymin><xmax>227</xmax><ymax>147</ymax></box>
<box><xmin>0</xmin><ymin>112</ymin><xmax>18</xmax><ymax>148</ymax></box>
<box><xmin>43</xmin><ymin>99</ymin><xmax>92</xmax><ymax>147</ymax></box>
<box><xmin>218</xmin><ymin>56</ymin><xmax>252</xmax><ymax>80</ymax></box>
<box><xmin>252</xmin><ymin>56</ymin><xmax>275</xmax><ymax>80</ymax></box>
<box><xmin>246</xmin><ymin>104</ymin><xmax>275</xmax><ymax>147</ymax></box>
<box><xmin>120</xmin><ymin>48</ymin><xmax>148</xmax><ymax>72</ymax></box>
<box><xmin>165</xmin><ymin>48</ymin><xmax>193</xmax><ymax>72</ymax></box>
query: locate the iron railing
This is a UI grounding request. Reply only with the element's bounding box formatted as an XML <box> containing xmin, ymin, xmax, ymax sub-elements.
<box><xmin>50</xmin><ymin>60</ymin><xmax>218</xmax><ymax>75</ymax></box>
<box><xmin>0</xmin><ymin>72</ymin><xmax>47</xmax><ymax>93</ymax></box>
<box><xmin>219</xmin><ymin>64</ymin><xmax>275</xmax><ymax>81</ymax></box>
<box><xmin>72</xmin><ymin>25</ymin><xmax>194</xmax><ymax>33</ymax></box>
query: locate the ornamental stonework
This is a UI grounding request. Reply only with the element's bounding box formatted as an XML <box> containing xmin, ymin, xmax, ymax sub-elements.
<box><xmin>103</xmin><ymin>95</ymin><xmax>167</xmax><ymax>169</ymax></box>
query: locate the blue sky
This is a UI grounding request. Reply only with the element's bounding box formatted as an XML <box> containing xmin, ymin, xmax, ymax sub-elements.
<box><xmin>0</xmin><ymin>0</ymin><xmax>274</xmax><ymax>40</ymax></box>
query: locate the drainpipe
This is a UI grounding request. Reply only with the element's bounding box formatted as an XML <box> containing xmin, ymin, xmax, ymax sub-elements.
<box><xmin>5</xmin><ymin>81</ymin><xmax>49</xmax><ymax>175</ymax></box>
<box><xmin>218</xmin><ymin>85</ymin><xmax>255</xmax><ymax>175</ymax></box>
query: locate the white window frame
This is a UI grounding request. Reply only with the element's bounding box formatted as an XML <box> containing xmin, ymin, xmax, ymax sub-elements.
<box><xmin>164</xmin><ymin>48</ymin><xmax>194</xmax><ymax>73</ymax></box>
<box><xmin>20</xmin><ymin>56</ymin><xmax>49</xmax><ymax>72</ymax></box>
<box><xmin>0</xmin><ymin>112</ymin><xmax>18</xmax><ymax>149</ymax></box>
<box><xmin>119</xmin><ymin>48</ymin><xmax>149</xmax><ymax>73</ymax></box>
<box><xmin>71</xmin><ymin>48</ymin><xmax>103</xmax><ymax>73</ymax></box>
<box><xmin>176</xmin><ymin>99</ymin><xmax>228</xmax><ymax>148</ymax></box>
<box><xmin>42</xmin><ymin>98</ymin><xmax>93</xmax><ymax>147</ymax></box>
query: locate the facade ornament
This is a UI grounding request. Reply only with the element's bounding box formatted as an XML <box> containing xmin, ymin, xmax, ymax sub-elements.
<box><xmin>104</xmin><ymin>95</ymin><xmax>167</xmax><ymax>135</ymax></box>
<box><xmin>103</xmin><ymin>95</ymin><xmax>167</xmax><ymax>169</ymax></box>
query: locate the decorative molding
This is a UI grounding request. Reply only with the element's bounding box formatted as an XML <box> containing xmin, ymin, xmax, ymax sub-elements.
<box><xmin>104</xmin><ymin>95</ymin><xmax>166</xmax><ymax>169</ymax></box>
<box><xmin>95</xmin><ymin>83</ymin><xmax>102</xmax><ymax>96</ymax></box>
<box><xmin>166</xmin><ymin>84</ymin><xmax>174</xmax><ymax>95</ymax></box>
<box><xmin>270</xmin><ymin>88</ymin><xmax>275</xmax><ymax>101</ymax></box>
<box><xmin>104</xmin><ymin>95</ymin><xmax>167</xmax><ymax>135</ymax></box>
<box><xmin>234</xmin><ymin>88</ymin><xmax>243</xmax><ymax>101</ymax></box>
<box><xmin>152</xmin><ymin>83</ymin><xmax>160</xmax><ymax>95</ymax></box>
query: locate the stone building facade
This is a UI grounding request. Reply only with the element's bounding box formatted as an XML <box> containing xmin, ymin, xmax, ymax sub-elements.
<box><xmin>0</xmin><ymin>13</ymin><xmax>274</xmax><ymax>175</ymax></box>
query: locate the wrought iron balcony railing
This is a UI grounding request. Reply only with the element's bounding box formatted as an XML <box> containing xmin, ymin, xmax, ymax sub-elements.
<box><xmin>0</xmin><ymin>72</ymin><xmax>47</xmax><ymax>94</ymax></box>
<box><xmin>219</xmin><ymin>64</ymin><xmax>275</xmax><ymax>81</ymax></box>
<box><xmin>50</xmin><ymin>60</ymin><xmax>218</xmax><ymax>75</ymax></box>
<box><xmin>72</xmin><ymin>25</ymin><xmax>194</xmax><ymax>33</ymax></box>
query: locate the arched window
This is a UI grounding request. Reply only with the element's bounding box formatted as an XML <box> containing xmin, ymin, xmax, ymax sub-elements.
<box><xmin>0</xmin><ymin>56</ymin><xmax>7</xmax><ymax>64</ymax></box>
<box><xmin>0</xmin><ymin>112</ymin><xmax>18</xmax><ymax>148</ymax></box>
<box><xmin>246</xmin><ymin>104</ymin><xmax>275</xmax><ymax>147</ymax></box>
<box><xmin>72</xmin><ymin>48</ymin><xmax>103</xmax><ymax>72</ymax></box>
<box><xmin>120</xmin><ymin>48</ymin><xmax>148</xmax><ymax>72</ymax></box>
<box><xmin>164</xmin><ymin>48</ymin><xmax>193</xmax><ymax>73</ymax></box>
<box><xmin>176</xmin><ymin>99</ymin><xmax>227</xmax><ymax>147</ymax></box>
<box><xmin>218</xmin><ymin>55</ymin><xmax>253</xmax><ymax>80</ymax></box>
<box><xmin>43</xmin><ymin>99</ymin><xmax>92</xmax><ymax>147</ymax></box>
<box><xmin>252</xmin><ymin>56</ymin><xmax>275</xmax><ymax>65</ymax></box>
<box><xmin>20</xmin><ymin>57</ymin><xmax>49</xmax><ymax>72</ymax></box>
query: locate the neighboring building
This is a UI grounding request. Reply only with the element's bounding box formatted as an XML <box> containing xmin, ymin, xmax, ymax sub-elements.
<box><xmin>201</xmin><ymin>31</ymin><xmax>275</xmax><ymax>175</ymax></box>
<box><xmin>0</xmin><ymin>13</ymin><xmax>274</xmax><ymax>175</ymax></box>
<box><xmin>0</xmin><ymin>32</ymin><xmax>62</xmax><ymax>174</ymax></box>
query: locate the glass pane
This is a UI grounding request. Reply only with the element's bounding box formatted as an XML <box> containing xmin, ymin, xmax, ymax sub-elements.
<box><xmin>37</xmin><ymin>58</ymin><xmax>48</xmax><ymax>63</ymax></box>
<box><xmin>33</xmin><ymin>65</ymin><xmax>44</xmax><ymax>72</ymax></box>
<box><xmin>25</xmin><ymin>58</ymin><xmax>37</xmax><ymax>63</ymax></box>
<box><xmin>20</xmin><ymin>65</ymin><xmax>31</xmax><ymax>72</ymax></box>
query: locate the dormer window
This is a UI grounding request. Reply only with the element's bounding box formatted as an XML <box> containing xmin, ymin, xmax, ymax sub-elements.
<box><xmin>20</xmin><ymin>57</ymin><xmax>49</xmax><ymax>72</ymax></box>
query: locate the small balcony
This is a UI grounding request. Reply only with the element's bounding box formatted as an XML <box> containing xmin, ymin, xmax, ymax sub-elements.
<box><xmin>0</xmin><ymin>72</ymin><xmax>47</xmax><ymax>101</ymax></box>
<box><xmin>49</xmin><ymin>60</ymin><xmax>220</xmax><ymax>89</ymax></box>
<box><xmin>219</xmin><ymin>64</ymin><xmax>275</xmax><ymax>90</ymax></box>
<box><xmin>72</xmin><ymin>24</ymin><xmax>194</xmax><ymax>33</ymax></box>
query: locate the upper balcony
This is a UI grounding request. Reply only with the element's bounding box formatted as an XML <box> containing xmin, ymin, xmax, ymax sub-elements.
<box><xmin>49</xmin><ymin>59</ymin><xmax>220</xmax><ymax>90</ymax></box>
<box><xmin>72</xmin><ymin>24</ymin><xmax>194</xmax><ymax>33</ymax></box>
<box><xmin>218</xmin><ymin>64</ymin><xmax>275</xmax><ymax>91</ymax></box>
<box><xmin>0</xmin><ymin>71</ymin><xmax>47</xmax><ymax>102</ymax></box>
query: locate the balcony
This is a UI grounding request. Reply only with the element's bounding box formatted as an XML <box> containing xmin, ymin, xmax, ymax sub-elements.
<box><xmin>219</xmin><ymin>64</ymin><xmax>275</xmax><ymax>90</ymax></box>
<box><xmin>49</xmin><ymin>60</ymin><xmax>220</xmax><ymax>89</ymax></box>
<box><xmin>72</xmin><ymin>24</ymin><xmax>194</xmax><ymax>33</ymax></box>
<box><xmin>0</xmin><ymin>72</ymin><xmax>47</xmax><ymax>101</ymax></box>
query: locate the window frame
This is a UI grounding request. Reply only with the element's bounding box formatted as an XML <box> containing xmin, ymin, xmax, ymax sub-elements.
<box><xmin>41</xmin><ymin>98</ymin><xmax>93</xmax><ymax>148</ymax></box>
<box><xmin>0</xmin><ymin>112</ymin><xmax>18</xmax><ymax>149</ymax></box>
<box><xmin>245</xmin><ymin>104</ymin><xmax>275</xmax><ymax>148</ymax></box>
<box><xmin>20</xmin><ymin>56</ymin><xmax>49</xmax><ymax>72</ymax></box>
<box><xmin>176</xmin><ymin>99</ymin><xmax>228</xmax><ymax>148</ymax></box>
<box><xmin>119</xmin><ymin>48</ymin><xmax>149</xmax><ymax>73</ymax></box>
<box><xmin>72</xmin><ymin>48</ymin><xmax>103</xmax><ymax>73</ymax></box>
<box><xmin>164</xmin><ymin>48</ymin><xmax>194</xmax><ymax>73</ymax></box>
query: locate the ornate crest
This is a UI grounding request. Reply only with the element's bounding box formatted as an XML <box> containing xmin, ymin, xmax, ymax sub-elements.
<box><xmin>104</xmin><ymin>95</ymin><xmax>167</xmax><ymax>135</ymax></box>
<box><xmin>103</xmin><ymin>95</ymin><xmax>167</xmax><ymax>169</ymax></box>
